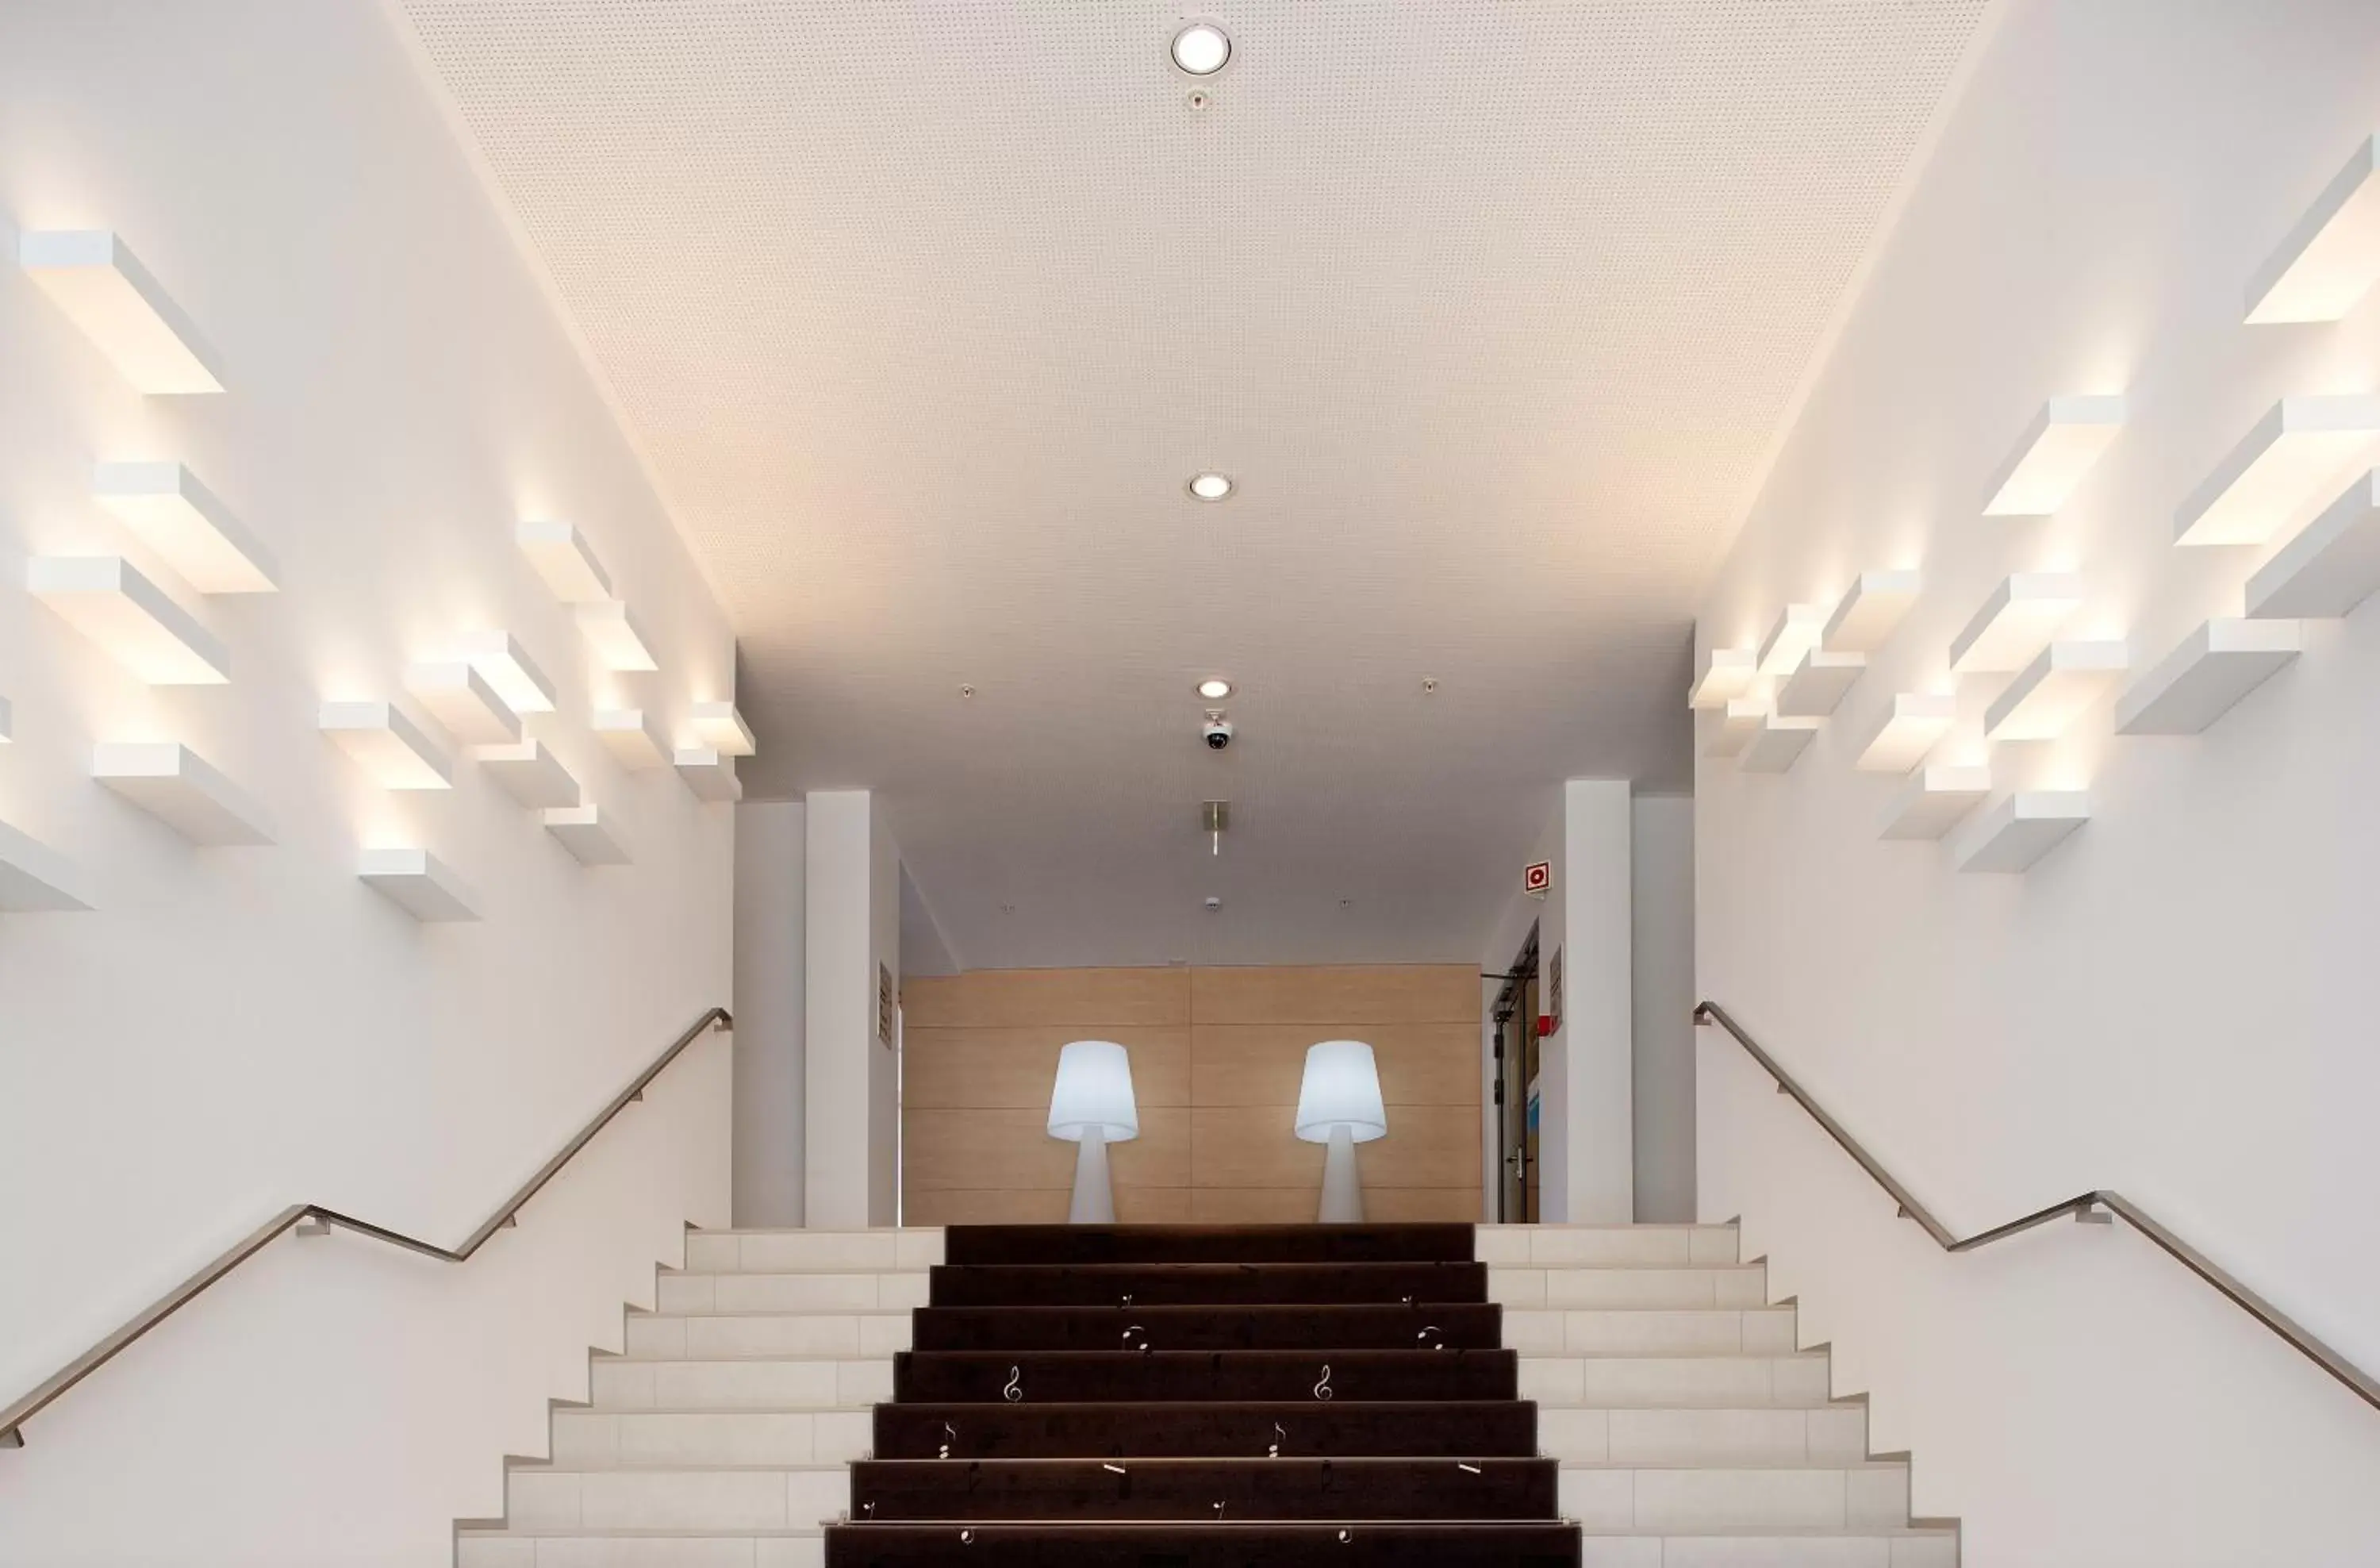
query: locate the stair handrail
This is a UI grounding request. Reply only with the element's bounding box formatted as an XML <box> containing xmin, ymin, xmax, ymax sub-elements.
<box><xmin>1695</xmin><ymin>999</ymin><xmax>2379</xmax><ymax>1412</ymax></box>
<box><xmin>0</xmin><ymin>1005</ymin><xmax>733</xmax><ymax>1450</ymax></box>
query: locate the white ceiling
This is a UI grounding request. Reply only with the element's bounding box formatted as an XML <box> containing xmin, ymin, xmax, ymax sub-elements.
<box><xmin>397</xmin><ymin>0</ymin><xmax>1992</xmax><ymax>970</ymax></box>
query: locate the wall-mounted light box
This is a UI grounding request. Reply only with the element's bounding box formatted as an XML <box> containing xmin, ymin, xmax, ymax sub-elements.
<box><xmin>543</xmin><ymin>803</ymin><xmax>629</xmax><ymax>866</ymax></box>
<box><xmin>689</xmin><ymin>701</ymin><xmax>755</xmax><ymax>756</ymax></box>
<box><xmin>18</xmin><ymin>230</ymin><xmax>223</xmax><ymax>394</ymax></box>
<box><xmin>29</xmin><ymin>555</ymin><xmax>229</xmax><ymax>685</ymax></box>
<box><xmin>1756</xmin><ymin>604</ymin><xmax>1828</xmax><ymax>676</ymax></box>
<box><xmin>1702</xmin><ymin>697</ymin><xmax>1766</xmax><ymax>760</ymax></box>
<box><xmin>1822</xmin><ymin>571</ymin><xmax>1919</xmax><ymax>653</ymax></box>
<box><xmin>457</xmin><ymin>632</ymin><xmax>557</xmax><ymax>715</ymax></box>
<box><xmin>1740</xmin><ymin>715</ymin><xmax>1821</xmax><ymax>774</ymax></box>
<box><xmin>593</xmin><ymin>708</ymin><xmax>667</xmax><ymax>770</ymax></box>
<box><xmin>0</xmin><ymin>816</ymin><xmax>91</xmax><ymax>912</ymax></box>
<box><xmin>2247</xmin><ymin>468</ymin><xmax>2380</xmax><ymax>619</ymax></box>
<box><xmin>92</xmin><ymin>742</ymin><xmax>272</xmax><ymax>846</ymax></box>
<box><xmin>92</xmin><ymin>463</ymin><xmax>277</xmax><ymax>594</ymax></box>
<box><xmin>1688</xmin><ymin>648</ymin><xmax>1756</xmax><ymax>709</ymax></box>
<box><xmin>2175</xmin><ymin>396</ymin><xmax>2380</xmax><ymax>546</ymax></box>
<box><xmin>1856</xmin><ymin>693</ymin><xmax>1956</xmax><ymax>773</ymax></box>
<box><xmin>517</xmin><ymin>520</ymin><xmax>613</xmax><ymax>604</ymax></box>
<box><xmin>2245</xmin><ymin>133</ymin><xmax>2380</xmax><ymax>325</ymax></box>
<box><xmin>674</xmin><ymin>746</ymin><xmax>743</xmax><ymax>802</ymax></box>
<box><xmin>1983</xmin><ymin>640</ymin><xmax>2129</xmax><ymax>742</ymax></box>
<box><xmin>1948</xmin><ymin>573</ymin><xmax>2083</xmax><ymax>674</ymax></box>
<box><xmin>404</xmin><ymin>662</ymin><xmax>520</xmax><ymax>747</ymax></box>
<box><xmin>1980</xmin><ymin>396</ymin><xmax>2126</xmax><ymax>517</ymax></box>
<box><xmin>321</xmin><ymin>701</ymin><xmax>451</xmax><ymax>790</ymax></box>
<box><xmin>2113</xmin><ymin>619</ymin><xmax>2304</xmax><ymax>736</ymax></box>
<box><xmin>1776</xmin><ymin>651</ymin><xmax>1865</xmax><ymax>717</ymax></box>
<box><xmin>359</xmin><ymin>847</ymin><xmax>478</xmax><ymax>922</ymax></box>
<box><xmin>1881</xmin><ymin>764</ymin><xmax>1991</xmax><ymax>840</ymax></box>
<box><xmin>1952</xmin><ymin>791</ymin><xmax>2089</xmax><ymax>874</ymax></box>
<box><xmin>576</xmin><ymin>600</ymin><xmax>658</xmax><ymax>673</ymax></box>
<box><xmin>476</xmin><ymin>739</ymin><xmax>580</xmax><ymax>809</ymax></box>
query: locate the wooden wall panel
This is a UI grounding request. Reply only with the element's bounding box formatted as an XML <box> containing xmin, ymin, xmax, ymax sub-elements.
<box><xmin>900</xmin><ymin>964</ymin><xmax>1479</xmax><ymax>1224</ymax></box>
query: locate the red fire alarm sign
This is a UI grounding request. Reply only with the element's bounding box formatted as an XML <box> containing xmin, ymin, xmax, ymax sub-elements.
<box><xmin>1523</xmin><ymin>860</ymin><xmax>1552</xmax><ymax>897</ymax></box>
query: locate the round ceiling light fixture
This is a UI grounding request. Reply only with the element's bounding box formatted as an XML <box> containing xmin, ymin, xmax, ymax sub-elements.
<box><xmin>1196</xmin><ymin>678</ymin><xmax>1234</xmax><ymax>700</ymax></box>
<box><xmin>1171</xmin><ymin>21</ymin><xmax>1231</xmax><ymax>76</ymax></box>
<box><xmin>1186</xmin><ymin>471</ymin><xmax>1234</xmax><ymax>502</ymax></box>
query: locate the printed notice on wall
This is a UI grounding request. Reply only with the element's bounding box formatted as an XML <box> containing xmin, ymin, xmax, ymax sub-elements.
<box><xmin>1549</xmin><ymin>947</ymin><xmax>1563</xmax><ymax>1026</ymax></box>
<box><xmin>878</xmin><ymin>962</ymin><xmax>895</xmax><ymax>1048</ymax></box>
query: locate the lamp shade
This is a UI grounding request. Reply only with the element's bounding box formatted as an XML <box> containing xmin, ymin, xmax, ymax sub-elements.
<box><xmin>1047</xmin><ymin>1040</ymin><xmax>1139</xmax><ymax>1143</ymax></box>
<box><xmin>1295</xmin><ymin>1040</ymin><xmax>1387</xmax><ymax>1143</ymax></box>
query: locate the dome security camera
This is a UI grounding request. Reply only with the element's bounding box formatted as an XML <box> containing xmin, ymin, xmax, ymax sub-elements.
<box><xmin>1202</xmin><ymin>715</ymin><xmax>1235</xmax><ymax>751</ymax></box>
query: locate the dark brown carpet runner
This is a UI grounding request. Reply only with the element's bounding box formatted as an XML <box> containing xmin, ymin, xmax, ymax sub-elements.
<box><xmin>824</xmin><ymin>1223</ymin><xmax>1578</xmax><ymax>1566</ymax></box>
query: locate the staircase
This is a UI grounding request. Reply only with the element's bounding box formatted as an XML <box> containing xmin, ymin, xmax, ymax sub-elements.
<box><xmin>456</xmin><ymin>1222</ymin><xmax>1960</xmax><ymax>1566</ymax></box>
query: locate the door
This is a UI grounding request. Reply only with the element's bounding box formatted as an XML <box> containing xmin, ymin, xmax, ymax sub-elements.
<box><xmin>1491</xmin><ymin>929</ymin><xmax>1541</xmax><ymax>1223</ymax></box>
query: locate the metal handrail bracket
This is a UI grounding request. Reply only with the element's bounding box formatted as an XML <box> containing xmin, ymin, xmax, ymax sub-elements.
<box><xmin>0</xmin><ymin>1006</ymin><xmax>732</xmax><ymax>1449</ymax></box>
<box><xmin>1695</xmin><ymin>1000</ymin><xmax>2379</xmax><ymax>1414</ymax></box>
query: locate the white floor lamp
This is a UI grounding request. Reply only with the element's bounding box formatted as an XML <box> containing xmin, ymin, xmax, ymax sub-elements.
<box><xmin>1296</xmin><ymin>1039</ymin><xmax>1386</xmax><ymax>1224</ymax></box>
<box><xmin>1048</xmin><ymin>1040</ymin><xmax>1138</xmax><ymax>1224</ymax></box>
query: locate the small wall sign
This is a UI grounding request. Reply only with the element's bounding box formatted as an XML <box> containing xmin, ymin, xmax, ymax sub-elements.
<box><xmin>1523</xmin><ymin>860</ymin><xmax>1553</xmax><ymax>897</ymax></box>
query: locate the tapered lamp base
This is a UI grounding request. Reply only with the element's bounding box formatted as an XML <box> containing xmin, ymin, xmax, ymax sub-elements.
<box><xmin>1068</xmin><ymin>1124</ymin><xmax>1115</xmax><ymax>1224</ymax></box>
<box><xmin>1317</xmin><ymin>1124</ymin><xmax>1365</xmax><ymax>1223</ymax></box>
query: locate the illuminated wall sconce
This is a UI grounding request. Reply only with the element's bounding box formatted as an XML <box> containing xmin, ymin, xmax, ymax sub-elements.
<box><xmin>1952</xmin><ymin>791</ymin><xmax>2089</xmax><ymax>874</ymax></box>
<box><xmin>1702</xmin><ymin>697</ymin><xmax>1766</xmax><ymax>759</ymax></box>
<box><xmin>1821</xmin><ymin>571</ymin><xmax>1919</xmax><ymax>652</ymax></box>
<box><xmin>404</xmin><ymin>662</ymin><xmax>521</xmax><ymax>746</ymax></box>
<box><xmin>543</xmin><ymin>803</ymin><xmax>630</xmax><ymax>866</ymax></box>
<box><xmin>1856</xmin><ymin>693</ymin><xmax>1956</xmax><ymax>772</ymax></box>
<box><xmin>1756</xmin><ymin>603</ymin><xmax>1829</xmax><ymax>676</ymax></box>
<box><xmin>1688</xmin><ymin>648</ymin><xmax>1757</xmax><ymax>709</ymax></box>
<box><xmin>1948</xmin><ymin>572</ymin><xmax>2083</xmax><ymax>674</ymax></box>
<box><xmin>456</xmin><ymin>631</ymin><xmax>558</xmax><ymax>714</ymax></box>
<box><xmin>29</xmin><ymin>555</ymin><xmax>229</xmax><ymax>685</ymax></box>
<box><xmin>689</xmin><ymin>701</ymin><xmax>756</xmax><ymax>756</ymax></box>
<box><xmin>320</xmin><ymin>701</ymin><xmax>452</xmax><ymax>790</ymax></box>
<box><xmin>476</xmin><ymin>739</ymin><xmax>580</xmax><ymax>809</ymax></box>
<box><xmin>1881</xmin><ymin>764</ymin><xmax>1991</xmax><ymax>840</ymax></box>
<box><xmin>2175</xmin><ymin>396</ymin><xmax>2380</xmax><ymax>546</ymax></box>
<box><xmin>1981</xmin><ymin>396</ymin><xmax>2126</xmax><ymax>517</ymax></box>
<box><xmin>2113</xmin><ymin>619</ymin><xmax>2303</xmax><ymax>736</ymax></box>
<box><xmin>593</xmin><ymin>708</ymin><xmax>667</xmax><ymax>770</ymax></box>
<box><xmin>1740</xmin><ymin>714</ymin><xmax>1823</xmax><ymax>773</ymax></box>
<box><xmin>516</xmin><ymin>520</ymin><xmax>613</xmax><ymax>603</ymax></box>
<box><xmin>2246</xmin><ymin>468</ymin><xmax>2380</xmax><ymax>618</ymax></box>
<box><xmin>92</xmin><ymin>463</ymin><xmax>277</xmax><ymax>593</ymax></box>
<box><xmin>17</xmin><ymin>230</ymin><xmax>223</xmax><ymax>394</ymax></box>
<box><xmin>2245</xmin><ymin>133</ymin><xmax>2380</xmax><ymax>325</ymax></box>
<box><xmin>576</xmin><ymin>600</ymin><xmax>658</xmax><ymax>673</ymax></box>
<box><xmin>0</xmin><ymin>816</ymin><xmax>92</xmax><ymax>912</ymax></box>
<box><xmin>1776</xmin><ymin>651</ymin><xmax>1865</xmax><ymax>717</ymax></box>
<box><xmin>359</xmin><ymin>847</ymin><xmax>478</xmax><ymax>921</ymax></box>
<box><xmin>1983</xmin><ymin>640</ymin><xmax>2129</xmax><ymax>741</ymax></box>
<box><xmin>674</xmin><ymin>747</ymin><xmax>743</xmax><ymax>802</ymax></box>
<box><xmin>92</xmin><ymin>742</ymin><xmax>272</xmax><ymax>846</ymax></box>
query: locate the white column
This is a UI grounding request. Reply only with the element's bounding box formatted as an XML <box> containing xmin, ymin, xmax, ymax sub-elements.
<box><xmin>802</xmin><ymin>790</ymin><xmax>901</xmax><ymax>1227</ymax></box>
<box><xmin>732</xmin><ymin>801</ymin><xmax>806</xmax><ymax>1227</ymax></box>
<box><xmin>1541</xmin><ymin>778</ymin><xmax>1635</xmax><ymax>1223</ymax></box>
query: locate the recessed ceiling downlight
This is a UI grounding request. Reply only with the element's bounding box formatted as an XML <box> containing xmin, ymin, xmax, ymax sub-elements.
<box><xmin>1197</xmin><ymin>678</ymin><xmax>1233</xmax><ymax>700</ymax></box>
<box><xmin>1187</xmin><ymin>472</ymin><xmax>1234</xmax><ymax>502</ymax></box>
<box><xmin>1171</xmin><ymin>22</ymin><xmax>1230</xmax><ymax>76</ymax></box>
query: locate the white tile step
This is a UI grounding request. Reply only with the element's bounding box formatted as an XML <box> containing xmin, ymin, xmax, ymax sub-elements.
<box><xmin>1506</xmin><ymin>1306</ymin><xmax>1801</xmax><ymax>1356</ymax></box>
<box><xmin>590</xmin><ymin>1355</ymin><xmax>893</xmax><ymax>1410</ymax></box>
<box><xmin>624</xmin><ymin>1312</ymin><xmax>911</xmax><ymax>1359</ymax></box>
<box><xmin>1538</xmin><ymin>1404</ymin><xmax>1869</xmax><ymax>1464</ymax></box>
<box><xmin>657</xmin><ymin>1271</ymin><xmax>930</xmax><ymax>1313</ymax></box>
<box><xmin>504</xmin><ymin>1463</ymin><xmax>850</xmax><ymax>1531</ymax></box>
<box><xmin>456</xmin><ymin>1526</ymin><xmax>823</xmax><ymax>1568</ymax></box>
<box><xmin>1491</xmin><ymin>1265</ymin><xmax>1772</xmax><ymax>1309</ymax></box>
<box><xmin>683</xmin><ymin>1229</ymin><xmax>943</xmax><ymax>1274</ymax></box>
<box><xmin>551</xmin><ymin>1408</ymin><xmax>876</xmax><ymax>1466</ymax></box>
<box><xmin>1478</xmin><ymin>1224</ymin><xmax>1742</xmax><ymax>1268</ymax></box>
<box><xmin>1576</xmin><ymin>1525</ymin><xmax>1957</xmax><ymax>1567</ymax></box>
<box><xmin>1522</xmin><ymin>1353</ymin><xmax>1836</xmax><ymax>1409</ymax></box>
<box><xmin>1560</xmin><ymin>1459</ymin><xmax>1912</xmax><ymax>1532</ymax></box>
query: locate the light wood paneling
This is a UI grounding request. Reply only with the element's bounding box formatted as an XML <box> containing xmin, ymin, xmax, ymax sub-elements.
<box><xmin>904</xmin><ymin>967</ymin><xmax>1190</xmax><ymax>1029</ymax></box>
<box><xmin>904</xmin><ymin>1025</ymin><xmax>1191</xmax><ymax>1110</ymax></box>
<box><xmin>900</xmin><ymin>964</ymin><xmax>1479</xmax><ymax>1223</ymax></box>
<box><xmin>1191</xmin><ymin>1022</ymin><xmax>1480</xmax><ymax>1109</ymax></box>
<box><xmin>1189</xmin><ymin>964</ymin><xmax>1480</xmax><ymax>1025</ymax></box>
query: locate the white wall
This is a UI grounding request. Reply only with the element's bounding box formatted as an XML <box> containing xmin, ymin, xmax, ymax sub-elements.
<box><xmin>801</xmin><ymin>790</ymin><xmax>901</xmax><ymax>1227</ymax></box>
<box><xmin>1630</xmin><ymin>795</ymin><xmax>1695</xmax><ymax>1223</ymax></box>
<box><xmin>1695</xmin><ymin>2</ymin><xmax>2380</xmax><ymax>1561</ymax></box>
<box><xmin>733</xmin><ymin>800</ymin><xmax>806</xmax><ymax>1227</ymax></box>
<box><xmin>0</xmin><ymin>4</ymin><xmax>735</xmax><ymax>1561</ymax></box>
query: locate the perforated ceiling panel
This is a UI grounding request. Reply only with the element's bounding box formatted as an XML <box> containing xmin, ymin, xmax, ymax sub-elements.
<box><xmin>397</xmin><ymin>0</ymin><xmax>1991</xmax><ymax>967</ymax></box>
